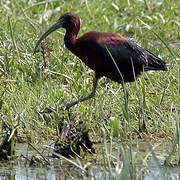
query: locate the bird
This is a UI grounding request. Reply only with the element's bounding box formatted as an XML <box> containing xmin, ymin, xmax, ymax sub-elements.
<box><xmin>34</xmin><ymin>12</ymin><xmax>167</xmax><ymax>110</ymax></box>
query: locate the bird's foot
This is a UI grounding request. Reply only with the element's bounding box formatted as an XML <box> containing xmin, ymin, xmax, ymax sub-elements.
<box><xmin>61</xmin><ymin>99</ymin><xmax>71</xmax><ymax>110</ymax></box>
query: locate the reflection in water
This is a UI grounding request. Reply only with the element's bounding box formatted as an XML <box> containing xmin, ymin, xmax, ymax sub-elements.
<box><xmin>15</xmin><ymin>166</ymin><xmax>56</xmax><ymax>180</ymax></box>
<box><xmin>0</xmin><ymin>142</ymin><xmax>179</xmax><ymax>180</ymax></box>
<box><xmin>0</xmin><ymin>163</ymin><xmax>179</xmax><ymax>180</ymax></box>
<box><xmin>144</xmin><ymin>167</ymin><xmax>180</xmax><ymax>180</ymax></box>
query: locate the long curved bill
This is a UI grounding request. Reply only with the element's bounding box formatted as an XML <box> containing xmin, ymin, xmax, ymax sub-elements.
<box><xmin>33</xmin><ymin>21</ymin><xmax>63</xmax><ymax>54</ymax></box>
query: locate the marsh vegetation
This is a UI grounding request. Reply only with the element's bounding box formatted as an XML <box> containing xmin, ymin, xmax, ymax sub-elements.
<box><xmin>0</xmin><ymin>0</ymin><xmax>179</xmax><ymax>179</ymax></box>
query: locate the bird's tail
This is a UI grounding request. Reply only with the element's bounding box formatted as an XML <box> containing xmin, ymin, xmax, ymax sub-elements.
<box><xmin>144</xmin><ymin>51</ymin><xmax>167</xmax><ymax>71</ymax></box>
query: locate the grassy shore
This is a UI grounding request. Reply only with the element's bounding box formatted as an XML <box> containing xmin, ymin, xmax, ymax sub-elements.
<box><xmin>0</xmin><ymin>0</ymin><xmax>179</xmax><ymax>178</ymax></box>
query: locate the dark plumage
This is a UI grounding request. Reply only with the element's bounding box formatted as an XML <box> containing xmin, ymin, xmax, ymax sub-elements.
<box><xmin>34</xmin><ymin>12</ymin><xmax>167</xmax><ymax>109</ymax></box>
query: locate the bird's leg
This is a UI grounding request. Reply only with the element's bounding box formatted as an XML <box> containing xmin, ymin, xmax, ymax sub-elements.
<box><xmin>62</xmin><ymin>77</ymin><xmax>98</xmax><ymax>110</ymax></box>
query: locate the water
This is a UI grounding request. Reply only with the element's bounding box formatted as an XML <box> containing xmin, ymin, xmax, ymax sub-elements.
<box><xmin>0</xmin><ymin>162</ymin><xmax>179</xmax><ymax>180</ymax></box>
<box><xmin>0</xmin><ymin>142</ymin><xmax>179</xmax><ymax>180</ymax></box>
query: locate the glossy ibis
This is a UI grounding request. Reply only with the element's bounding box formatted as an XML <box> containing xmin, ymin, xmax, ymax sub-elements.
<box><xmin>34</xmin><ymin>13</ymin><xmax>167</xmax><ymax>110</ymax></box>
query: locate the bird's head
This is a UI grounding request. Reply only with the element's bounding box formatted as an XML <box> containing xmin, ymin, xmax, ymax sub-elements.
<box><xmin>34</xmin><ymin>12</ymin><xmax>80</xmax><ymax>53</ymax></box>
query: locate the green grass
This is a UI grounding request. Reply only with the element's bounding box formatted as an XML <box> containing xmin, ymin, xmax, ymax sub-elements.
<box><xmin>0</xmin><ymin>0</ymin><xmax>179</xmax><ymax>178</ymax></box>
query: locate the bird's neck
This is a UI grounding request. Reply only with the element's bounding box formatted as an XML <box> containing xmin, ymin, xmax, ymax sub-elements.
<box><xmin>64</xmin><ymin>30</ymin><xmax>77</xmax><ymax>52</ymax></box>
